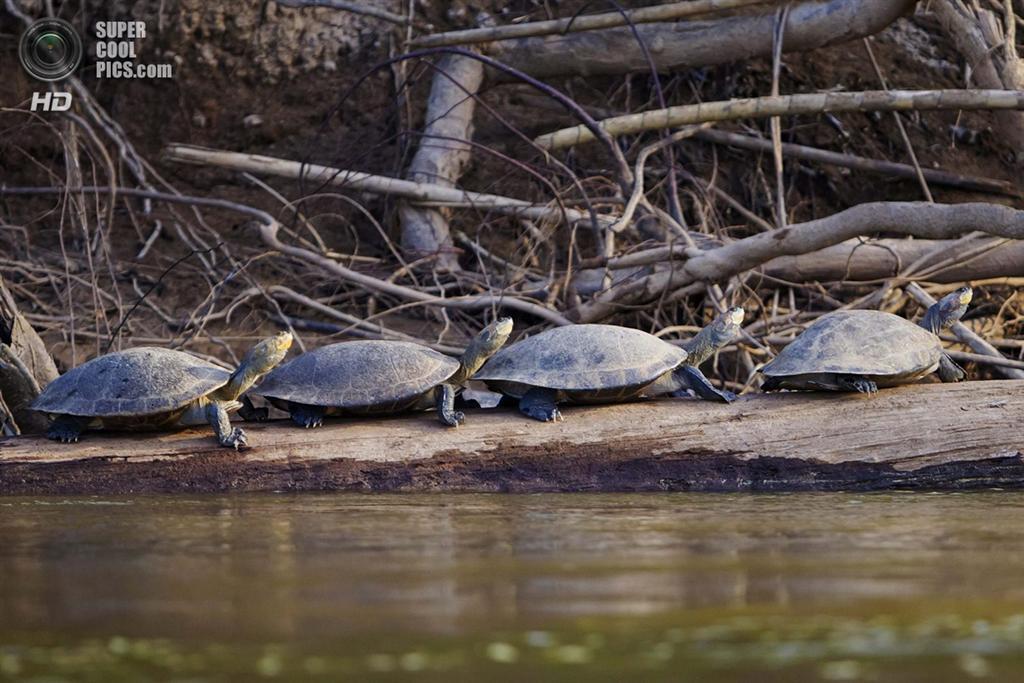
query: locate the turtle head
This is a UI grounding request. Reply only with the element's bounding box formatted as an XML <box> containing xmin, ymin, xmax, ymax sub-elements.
<box><xmin>247</xmin><ymin>330</ymin><xmax>294</xmax><ymax>374</ymax></box>
<box><xmin>709</xmin><ymin>306</ymin><xmax>745</xmax><ymax>347</ymax></box>
<box><xmin>686</xmin><ymin>307</ymin><xmax>744</xmax><ymax>366</ymax></box>
<box><xmin>221</xmin><ymin>331</ymin><xmax>293</xmax><ymax>400</ymax></box>
<box><xmin>921</xmin><ymin>286</ymin><xmax>972</xmax><ymax>335</ymax></box>
<box><xmin>457</xmin><ymin>317</ymin><xmax>513</xmax><ymax>381</ymax></box>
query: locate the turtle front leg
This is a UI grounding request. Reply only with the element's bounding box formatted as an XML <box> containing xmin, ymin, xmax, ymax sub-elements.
<box><xmin>289</xmin><ymin>402</ymin><xmax>325</xmax><ymax>429</ymax></box>
<box><xmin>938</xmin><ymin>354</ymin><xmax>966</xmax><ymax>383</ymax></box>
<box><xmin>205</xmin><ymin>401</ymin><xmax>248</xmax><ymax>449</ymax></box>
<box><xmin>47</xmin><ymin>414</ymin><xmax>89</xmax><ymax>443</ymax></box>
<box><xmin>519</xmin><ymin>387</ymin><xmax>562</xmax><ymax>422</ymax></box>
<box><xmin>671</xmin><ymin>365</ymin><xmax>737</xmax><ymax>403</ymax></box>
<box><xmin>435</xmin><ymin>383</ymin><xmax>465</xmax><ymax>427</ymax></box>
<box><xmin>836</xmin><ymin>375</ymin><xmax>878</xmax><ymax>394</ymax></box>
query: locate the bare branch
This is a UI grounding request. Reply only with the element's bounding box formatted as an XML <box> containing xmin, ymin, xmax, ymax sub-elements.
<box><xmin>537</xmin><ymin>90</ymin><xmax>1024</xmax><ymax>150</ymax></box>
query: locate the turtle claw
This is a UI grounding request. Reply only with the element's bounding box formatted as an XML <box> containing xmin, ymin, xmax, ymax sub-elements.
<box><xmin>860</xmin><ymin>381</ymin><xmax>878</xmax><ymax>395</ymax></box>
<box><xmin>441</xmin><ymin>410</ymin><xmax>466</xmax><ymax>428</ymax></box>
<box><xmin>841</xmin><ymin>377</ymin><xmax>878</xmax><ymax>395</ymax></box>
<box><xmin>220</xmin><ymin>427</ymin><xmax>248</xmax><ymax>450</ymax></box>
<box><xmin>289</xmin><ymin>404</ymin><xmax>324</xmax><ymax>429</ymax></box>
<box><xmin>526</xmin><ymin>404</ymin><xmax>562</xmax><ymax>422</ymax></box>
<box><xmin>295</xmin><ymin>414</ymin><xmax>323</xmax><ymax>429</ymax></box>
<box><xmin>47</xmin><ymin>419</ymin><xmax>84</xmax><ymax>444</ymax></box>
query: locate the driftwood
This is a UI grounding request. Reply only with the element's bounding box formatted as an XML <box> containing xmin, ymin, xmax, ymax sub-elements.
<box><xmin>933</xmin><ymin>0</ymin><xmax>1024</xmax><ymax>158</ymax></box>
<box><xmin>762</xmin><ymin>238</ymin><xmax>1024</xmax><ymax>284</ymax></box>
<box><xmin>488</xmin><ymin>0</ymin><xmax>915</xmax><ymax>79</ymax></box>
<box><xmin>399</xmin><ymin>53</ymin><xmax>484</xmax><ymax>271</ymax></box>
<box><xmin>536</xmin><ymin>89</ymin><xmax>1024</xmax><ymax>149</ymax></box>
<box><xmin>412</xmin><ymin>0</ymin><xmax>770</xmax><ymax>48</ymax></box>
<box><xmin>0</xmin><ymin>380</ymin><xmax>1021</xmax><ymax>494</ymax></box>
<box><xmin>163</xmin><ymin>144</ymin><xmax>613</xmax><ymax>227</ymax></box>
<box><xmin>0</xmin><ymin>275</ymin><xmax>58</xmax><ymax>434</ymax></box>
<box><xmin>575</xmin><ymin>201</ymin><xmax>1024</xmax><ymax>321</ymax></box>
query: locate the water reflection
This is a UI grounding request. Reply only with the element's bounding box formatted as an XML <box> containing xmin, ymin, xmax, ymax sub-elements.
<box><xmin>1</xmin><ymin>492</ymin><xmax>1023</xmax><ymax>680</ymax></box>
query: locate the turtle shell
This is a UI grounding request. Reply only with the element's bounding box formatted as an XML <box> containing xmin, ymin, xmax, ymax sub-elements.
<box><xmin>32</xmin><ymin>347</ymin><xmax>231</xmax><ymax>417</ymax></box>
<box><xmin>473</xmin><ymin>324</ymin><xmax>688</xmax><ymax>391</ymax></box>
<box><xmin>762</xmin><ymin>310</ymin><xmax>942</xmax><ymax>379</ymax></box>
<box><xmin>254</xmin><ymin>340</ymin><xmax>460</xmax><ymax>409</ymax></box>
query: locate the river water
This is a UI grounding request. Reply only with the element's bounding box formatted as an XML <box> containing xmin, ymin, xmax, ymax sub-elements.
<box><xmin>1</xmin><ymin>492</ymin><xmax>1023</xmax><ymax>681</ymax></box>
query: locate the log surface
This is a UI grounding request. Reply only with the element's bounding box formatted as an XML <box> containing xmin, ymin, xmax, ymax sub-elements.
<box><xmin>1</xmin><ymin>380</ymin><xmax>1021</xmax><ymax>495</ymax></box>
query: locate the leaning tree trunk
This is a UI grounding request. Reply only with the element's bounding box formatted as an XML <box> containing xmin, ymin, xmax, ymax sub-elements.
<box><xmin>932</xmin><ymin>0</ymin><xmax>1024</xmax><ymax>160</ymax></box>
<box><xmin>0</xmin><ymin>274</ymin><xmax>58</xmax><ymax>434</ymax></box>
<box><xmin>398</xmin><ymin>52</ymin><xmax>485</xmax><ymax>272</ymax></box>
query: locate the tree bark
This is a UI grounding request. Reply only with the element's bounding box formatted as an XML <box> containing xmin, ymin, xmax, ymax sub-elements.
<box><xmin>487</xmin><ymin>0</ymin><xmax>916</xmax><ymax>80</ymax></box>
<box><xmin>932</xmin><ymin>0</ymin><xmax>1024</xmax><ymax>159</ymax></box>
<box><xmin>0</xmin><ymin>275</ymin><xmax>58</xmax><ymax>434</ymax></box>
<box><xmin>1</xmin><ymin>380</ymin><xmax>1022</xmax><ymax>494</ymax></box>
<box><xmin>575</xmin><ymin>201</ymin><xmax>1024</xmax><ymax>322</ymax></box>
<box><xmin>399</xmin><ymin>53</ymin><xmax>484</xmax><ymax>272</ymax></box>
<box><xmin>762</xmin><ymin>237</ymin><xmax>1024</xmax><ymax>283</ymax></box>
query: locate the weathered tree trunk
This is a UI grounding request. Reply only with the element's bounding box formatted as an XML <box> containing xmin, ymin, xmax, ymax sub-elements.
<box><xmin>933</xmin><ymin>0</ymin><xmax>1024</xmax><ymax>160</ymax></box>
<box><xmin>762</xmin><ymin>238</ymin><xmax>1024</xmax><ymax>283</ymax></box>
<box><xmin>399</xmin><ymin>53</ymin><xmax>484</xmax><ymax>272</ymax></box>
<box><xmin>487</xmin><ymin>0</ymin><xmax>916</xmax><ymax>79</ymax></box>
<box><xmin>574</xmin><ymin>237</ymin><xmax>1024</xmax><ymax>293</ymax></box>
<box><xmin>1</xmin><ymin>380</ymin><xmax>1021</xmax><ymax>494</ymax></box>
<box><xmin>0</xmin><ymin>275</ymin><xmax>58</xmax><ymax>435</ymax></box>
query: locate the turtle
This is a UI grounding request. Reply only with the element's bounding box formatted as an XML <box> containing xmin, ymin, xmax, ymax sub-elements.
<box><xmin>252</xmin><ymin>317</ymin><xmax>513</xmax><ymax>428</ymax></box>
<box><xmin>31</xmin><ymin>331</ymin><xmax>293</xmax><ymax>448</ymax></box>
<box><xmin>760</xmin><ymin>286</ymin><xmax>973</xmax><ymax>394</ymax></box>
<box><xmin>472</xmin><ymin>307</ymin><xmax>745</xmax><ymax>422</ymax></box>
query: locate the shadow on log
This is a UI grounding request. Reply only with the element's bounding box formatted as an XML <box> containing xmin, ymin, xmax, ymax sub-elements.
<box><xmin>1</xmin><ymin>380</ymin><xmax>1021</xmax><ymax>495</ymax></box>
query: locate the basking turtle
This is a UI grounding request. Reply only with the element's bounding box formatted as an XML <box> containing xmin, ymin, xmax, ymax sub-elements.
<box><xmin>253</xmin><ymin>317</ymin><xmax>513</xmax><ymax>428</ymax></box>
<box><xmin>32</xmin><ymin>332</ymin><xmax>293</xmax><ymax>448</ymax></box>
<box><xmin>761</xmin><ymin>286</ymin><xmax>972</xmax><ymax>394</ymax></box>
<box><xmin>473</xmin><ymin>307</ymin><xmax>744</xmax><ymax>422</ymax></box>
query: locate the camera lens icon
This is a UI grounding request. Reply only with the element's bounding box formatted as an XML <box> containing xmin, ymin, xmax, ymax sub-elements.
<box><xmin>19</xmin><ymin>19</ymin><xmax>83</xmax><ymax>82</ymax></box>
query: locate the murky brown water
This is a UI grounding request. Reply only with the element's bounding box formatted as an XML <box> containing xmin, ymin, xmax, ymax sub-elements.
<box><xmin>1</xmin><ymin>492</ymin><xmax>1023</xmax><ymax>681</ymax></box>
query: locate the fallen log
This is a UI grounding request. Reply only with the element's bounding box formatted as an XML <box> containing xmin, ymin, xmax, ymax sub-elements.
<box><xmin>762</xmin><ymin>238</ymin><xmax>1024</xmax><ymax>283</ymax></box>
<box><xmin>487</xmin><ymin>0</ymin><xmax>914</xmax><ymax>79</ymax></box>
<box><xmin>411</xmin><ymin>0</ymin><xmax>771</xmax><ymax>48</ymax></box>
<box><xmin>1</xmin><ymin>380</ymin><xmax>1021</xmax><ymax>495</ymax></box>
<box><xmin>574</xmin><ymin>201</ymin><xmax>1024</xmax><ymax>322</ymax></box>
